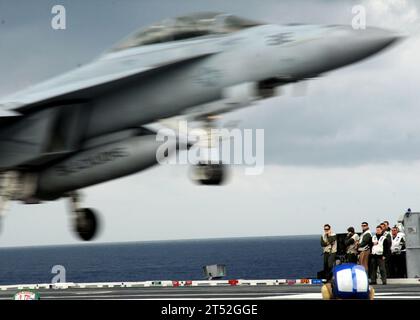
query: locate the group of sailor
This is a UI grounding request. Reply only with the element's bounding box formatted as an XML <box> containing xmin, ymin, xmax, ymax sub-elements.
<box><xmin>321</xmin><ymin>219</ymin><xmax>407</xmax><ymax>285</ymax></box>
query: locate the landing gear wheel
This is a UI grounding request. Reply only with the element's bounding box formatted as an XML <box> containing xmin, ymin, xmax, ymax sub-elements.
<box><xmin>192</xmin><ymin>162</ymin><xmax>227</xmax><ymax>185</ymax></box>
<box><xmin>74</xmin><ymin>208</ymin><xmax>99</xmax><ymax>241</ymax></box>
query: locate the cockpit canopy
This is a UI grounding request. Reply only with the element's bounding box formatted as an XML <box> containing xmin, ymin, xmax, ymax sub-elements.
<box><xmin>111</xmin><ymin>12</ymin><xmax>262</xmax><ymax>52</ymax></box>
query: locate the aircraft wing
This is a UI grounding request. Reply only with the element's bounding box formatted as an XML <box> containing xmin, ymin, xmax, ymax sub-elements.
<box><xmin>0</xmin><ymin>45</ymin><xmax>220</xmax><ymax>113</ymax></box>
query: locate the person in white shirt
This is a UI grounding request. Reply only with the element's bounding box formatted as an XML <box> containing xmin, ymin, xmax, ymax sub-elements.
<box><xmin>390</xmin><ymin>226</ymin><xmax>407</xmax><ymax>278</ymax></box>
<box><xmin>370</xmin><ymin>225</ymin><xmax>390</xmax><ymax>285</ymax></box>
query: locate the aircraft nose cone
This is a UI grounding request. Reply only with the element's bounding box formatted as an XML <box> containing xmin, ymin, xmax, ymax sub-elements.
<box><xmin>361</xmin><ymin>27</ymin><xmax>403</xmax><ymax>52</ymax></box>
<box><xmin>328</xmin><ymin>26</ymin><xmax>404</xmax><ymax>67</ymax></box>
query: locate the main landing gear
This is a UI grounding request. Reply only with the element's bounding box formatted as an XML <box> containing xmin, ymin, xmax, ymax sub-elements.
<box><xmin>68</xmin><ymin>192</ymin><xmax>99</xmax><ymax>241</ymax></box>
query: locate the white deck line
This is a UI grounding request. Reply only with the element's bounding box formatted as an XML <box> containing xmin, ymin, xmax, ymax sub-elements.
<box><xmin>1</xmin><ymin>278</ymin><xmax>417</xmax><ymax>291</ymax></box>
<box><xmin>0</xmin><ymin>279</ymin><xmax>309</xmax><ymax>290</ymax></box>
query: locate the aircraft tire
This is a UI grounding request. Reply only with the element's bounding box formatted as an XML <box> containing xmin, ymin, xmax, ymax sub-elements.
<box><xmin>193</xmin><ymin>162</ymin><xmax>226</xmax><ymax>186</ymax></box>
<box><xmin>74</xmin><ymin>208</ymin><xmax>99</xmax><ymax>241</ymax></box>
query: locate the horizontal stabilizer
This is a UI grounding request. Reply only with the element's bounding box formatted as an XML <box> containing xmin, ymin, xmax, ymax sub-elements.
<box><xmin>0</xmin><ymin>108</ymin><xmax>21</xmax><ymax>126</ymax></box>
<box><xmin>0</xmin><ymin>109</ymin><xmax>20</xmax><ymax>117</ymax></box>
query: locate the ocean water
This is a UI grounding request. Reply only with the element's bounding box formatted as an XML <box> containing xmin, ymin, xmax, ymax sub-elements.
<box><xmin>0</xmin><ymin>236</ymin><xmax>321</xmax><ymax>285</ymax></box>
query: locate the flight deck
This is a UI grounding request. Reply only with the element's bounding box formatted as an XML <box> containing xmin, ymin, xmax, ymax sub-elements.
<box><xmin>1</xmin><ymin>279</ymin><xmax>419</xmax><ymax>300</ymax></box>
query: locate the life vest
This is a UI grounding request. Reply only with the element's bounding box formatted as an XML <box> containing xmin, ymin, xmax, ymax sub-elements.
<box><xmin>322</xmin><ymin>233</ymin><xmax>337</xmax><ymax>253</ymax></box>
<box><xmin>391</xmin><ymin>232</ymin><xmax>406</xmax><ymax>254</ymax></box>
<box><xmin>358</xmin><ymin>230</ymin><xmax>371</xmax><ymax>251</ymax></box>
<box><xmin>371</xmin><ymin>234</ymin><xmax>386</xmax><ymax>255</ymax></box>
<box><xmin>332</xmin><ymin>263</ymin><xmax>370</xmax><ymax>299</ymax></box>
<box><xmin>346</xmin><ymin>233</ymin><xmax>359</xmax><ymax>255</ymax></box>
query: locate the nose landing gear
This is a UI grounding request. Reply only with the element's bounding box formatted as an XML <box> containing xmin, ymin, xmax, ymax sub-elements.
<box><xmin>189</xmin><ymin>115</ymin><xmax>229</xmax><ymax>186</ymax></box>
<box><xmin>191</xmin><ymin>162</ymin><xmax>227</xmax><ymax>185</ymax></box>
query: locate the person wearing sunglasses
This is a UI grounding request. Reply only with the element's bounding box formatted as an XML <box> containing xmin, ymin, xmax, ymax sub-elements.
<box><xmin>358</xmin><ymin>222</ymin><xmax>372</xmax><ymax>274</ymax></box>
<box><xmin>320</xmin><ymin>224</ymin><xmax>337</xmax><ymax>280</ymax></box>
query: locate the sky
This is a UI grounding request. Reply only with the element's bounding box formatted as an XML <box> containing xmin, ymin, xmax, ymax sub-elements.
<box><xmin>0</xmin><ymin>0</ymin><xmax>420</xmax><ymax>247</ymax></box>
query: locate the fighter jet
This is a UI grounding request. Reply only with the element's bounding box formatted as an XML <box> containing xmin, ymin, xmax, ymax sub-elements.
<box><xmin>0</xmin><ymin>12</ymin><xmax>401</xmax><ymax>241</ymax></box>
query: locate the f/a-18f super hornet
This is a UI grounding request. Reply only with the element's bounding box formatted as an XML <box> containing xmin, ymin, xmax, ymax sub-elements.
<box><xmin>0</xmin><ymin>12</ymin><xmax>401</xmax><ymax>241</ymax></box>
